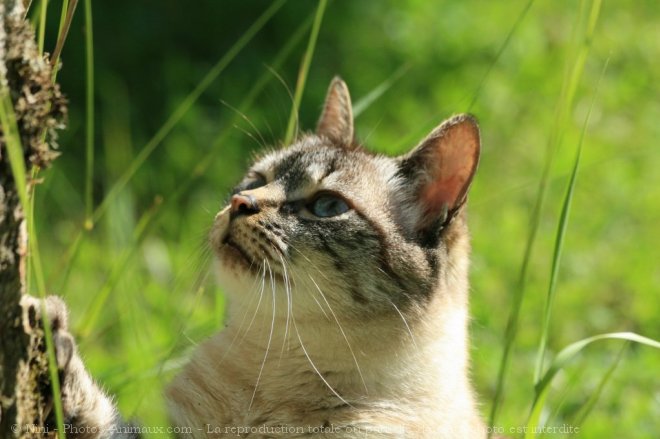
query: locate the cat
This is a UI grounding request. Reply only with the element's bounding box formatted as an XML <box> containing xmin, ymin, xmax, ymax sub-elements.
<box><xmin>24</xmin><ymin>77</ymin><xmax>487</xmax><ymax>438</ymax></box>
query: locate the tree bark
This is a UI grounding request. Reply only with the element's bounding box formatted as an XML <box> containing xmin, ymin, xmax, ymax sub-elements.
<box><xmin>0</xmin><ymin>2</ymin><xmax>66</xmax><ymax>438</ymax></box>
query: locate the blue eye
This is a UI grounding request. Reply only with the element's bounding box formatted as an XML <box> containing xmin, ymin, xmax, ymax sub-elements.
<box><xmin>310</xmin><ymin>194</ymin><xmax>350</xmax><ymax>218</ymax></box>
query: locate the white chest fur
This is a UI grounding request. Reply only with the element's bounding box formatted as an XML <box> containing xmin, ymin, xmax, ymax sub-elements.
<box><xmin>166</xmin><ymin>283</ymin><xmax>485</xmax><ymax>438</ymax></box>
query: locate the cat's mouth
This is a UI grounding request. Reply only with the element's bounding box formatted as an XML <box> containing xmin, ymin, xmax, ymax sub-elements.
<box><xmin>211</xmin><ymin>207</ymin><xmax>286</xmax><ymax>280</ymax></box>
<box><xmin>222</xmin><ymin>236</ymin><xmax>254</xmax><ymax>265</ymax></box>
<box><xmin>219</xmin><ymin>234</ymin><xmax>285</xmax><ymax>282</ymax></box>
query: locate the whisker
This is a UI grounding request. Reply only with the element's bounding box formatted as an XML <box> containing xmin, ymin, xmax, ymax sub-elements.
<box><xmin>249</xmin><ymin>259</ymin><xmax>277</xmax><ymax>411</ymax></box>
<box><xmin>239</xmin><ymin>260</ymin><xmax>268</xmax><ymax>345</ymax></box>
<box><xmin>217</xmin><ymin>262</ymin><xmax>267</xmax><ymax>366</ymax></box>
<box><xmin>265</xmin><ymin>65</ymin><xmax>298</xmax><ymax>141</ymax></box>
<box><xmin>388</xmin><ymin>298</ymin><xmax>419</xmax><ymax>351</ymax></box>
<box><xmin>220</xmin><ymin>99</ymin><xmax>268</xmax><ymax>149</ymax></box>
<box><xmin>232</xmin><ymin>123</ymin><xmax>265</xmax><ymax>149</ymax></box>
<box><xmin>310</xmin><ymin>291</ymin><xmax>330</xmax><ymax>321</ymax></box>
<box><xmin>307</xmin><ymin>274</ymin><xmax>369</xmax><ymax>395</ymax></box>
<box><xmin>285</xmin><ymin>241</ymin><xmax>334</xmax><ymax>285</ymax></box>
<box><xmin>277</xmin><ymin>253</ymin><xmax>293</xmax><ymax>359</ymax></box>
<box><xmin>291</xmin><ymin>311</ymin><xmax>353</xmax><ymax>408</ymax></box>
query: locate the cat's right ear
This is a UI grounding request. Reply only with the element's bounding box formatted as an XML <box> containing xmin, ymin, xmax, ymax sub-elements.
<box><xmin>317</xmin><ymin>76</ymin><xmax>354</xmax><ymax>146</ymax></box>
<box><xmin>398</xmin><ymin>114</ymin><xmax>480</xmax><ymax>241</ymax></box>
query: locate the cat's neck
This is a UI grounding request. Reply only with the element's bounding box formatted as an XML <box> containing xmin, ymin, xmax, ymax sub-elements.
<box><xmin>220</xmin><ymin>282</ymin><xmax>471</xmax><ymax>380</ymax></box>
<box><xmin>168</xmin><ymin>285</ymin><xmax>481</xmax><ymax>433</ymax></box>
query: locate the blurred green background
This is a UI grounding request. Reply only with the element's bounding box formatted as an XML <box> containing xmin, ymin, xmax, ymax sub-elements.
<box><xmin>31</xmin><ymin>0</ymin><xmax>659</xmax><ymax>437</ymax></box>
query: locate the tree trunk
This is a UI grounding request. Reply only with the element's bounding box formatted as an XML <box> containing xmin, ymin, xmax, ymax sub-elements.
<box><xmin>0</xmin><ymin>1</ymin><xmax>66</xmax><ymax>438</ymax></box>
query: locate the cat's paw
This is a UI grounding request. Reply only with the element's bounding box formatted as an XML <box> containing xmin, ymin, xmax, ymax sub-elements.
<box><xmin>20</xmin><ymin>295</ymin><xmax>119</xmax><ymax>437</ymax></box>
<box><xmin>21</xmin><ymin>295</ymin><xmax>76</xmax><ymax>371</ymax></box>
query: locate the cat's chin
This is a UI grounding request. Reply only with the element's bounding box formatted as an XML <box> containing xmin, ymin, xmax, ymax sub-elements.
<box><xmin>216</xmin><ymin>239</ymin><xmax>259</xmax><ymax>274</ymax></box>
<box><xmin>215</xmin><ymin>241</ymin><xmax>287</xmax><ymax>284</ymax></box>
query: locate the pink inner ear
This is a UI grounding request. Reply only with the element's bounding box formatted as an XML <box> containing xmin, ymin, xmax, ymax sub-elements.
<box><xmin>420</xmin><ymin>122</ymin><xmax>479</xmax><ymax>213</ymax></box>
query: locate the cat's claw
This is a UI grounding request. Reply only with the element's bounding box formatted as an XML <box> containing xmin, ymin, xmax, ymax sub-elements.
<box><xmin>19</xmin><ymin>295</ymin><xmax>124</xmax><ymax>438</ymax></box>
<box><xmin>20</xmin><ymin>295</ymin><xmax>75</xmax><ymax>370</ymax></box>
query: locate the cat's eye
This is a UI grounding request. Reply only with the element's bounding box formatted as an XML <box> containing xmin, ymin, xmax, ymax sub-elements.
<box><xmin>309</xmin><ymin>194</ymin><xmax>350</xmax><ymax>218</ymax></box>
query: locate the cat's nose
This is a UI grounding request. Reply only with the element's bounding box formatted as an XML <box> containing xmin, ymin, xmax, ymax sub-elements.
<box><xmin>230</xmin><ymin>193</ymin><xmax>260</xmax><ymax>218</ymax></box>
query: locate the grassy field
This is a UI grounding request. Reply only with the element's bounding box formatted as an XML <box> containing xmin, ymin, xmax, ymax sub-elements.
<box><xmin>23</xmin><ymin>0</ymin><xmax>660</xmax><ymax>437</ymax></box>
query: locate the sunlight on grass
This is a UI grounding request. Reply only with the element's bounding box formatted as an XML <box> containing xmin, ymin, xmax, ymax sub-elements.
<box><xmin>525</xmin><ymin>332</ymin><xmax>660</xmax><ymax>438</ymax></box>
<box><xmin>534</xmin><ymin>56</ymin><xmax>609</xmax><ymax>388</ymax></box>
<box><xmin>284</xmin><ymin>0</ymin><xmax>327</xmax><ymax>144</ymax></box>
<box><xmin>489</xmin><ymin>0</ymin><xmax>603</xmax><ymax>429</ymax></box>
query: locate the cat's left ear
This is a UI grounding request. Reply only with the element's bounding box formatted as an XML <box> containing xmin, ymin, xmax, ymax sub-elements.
<box><xmin>399</xmin><ymin>114</ymin><xmax>480</xmax><ymax>236</ymax></box>
<box><xmin>317</xmin><ymin>76</ymin><xmax>354</xmax><ymax>146</ymax></box>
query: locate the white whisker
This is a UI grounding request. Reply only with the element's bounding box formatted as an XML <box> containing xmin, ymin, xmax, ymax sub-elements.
<box><xmin>291</xmin><ymin>312</ymin><xmax>353</xmax><ymax>408</ymax></box>
<box><xmin>307</xmin><ymin>274</ymin><xmax>369</xmax><ymax>395</ymax></box>
<box><xmin>249</xmin><ymin>259</ymin><xmax>277</xmax><ymax>411</ymax></box>
<box><xmin>217</xmin><ymin>262</ymin><xmax>267</xmax><ymax>365</ymax></box>
<box><xmin>277</xmin><ymin>253</ymin><xmax>293</xmax><ymax>358</ymax></box>
<box><xmin>220</xmin><ymin>99</ymin><xmax>268</xmax><ymax>148</ymax></box>
<box><xmin>388</xmin><ymin>299</ymin><xmax>418</xmax><ymax>350</ymax></box>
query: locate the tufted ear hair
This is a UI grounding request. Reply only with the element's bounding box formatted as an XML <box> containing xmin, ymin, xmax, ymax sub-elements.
<box><xmin>398</xmin><ymin>114</ymin><xmax>480</xmax><ymax>244</ymax></box>
<box><xmin>317</xmin><ymin>76</ymin><xmax>354</xmax><ymax>146</ymax></box>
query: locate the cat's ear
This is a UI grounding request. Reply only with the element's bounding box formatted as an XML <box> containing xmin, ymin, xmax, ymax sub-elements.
<box><xmin>399</xmin><ymin>114</ymin><xmax>480</xmax><ymax>237</ymax></box>
<box><xmin>317</xmin><ymin>76</ymin><xmax>354</xmax><ymax>146</ymax></box>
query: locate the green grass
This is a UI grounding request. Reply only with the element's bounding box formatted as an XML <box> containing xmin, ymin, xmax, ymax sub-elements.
<box><xmin>284</xmin><ymin>0</ymin><xmax>327</xmax><ymax>144</ymax></box>
<box><xmin>84</xmin><ymin>0</ymin><xmax>94</xmax><ymax>227</ymax></box>
<box><xmin>21</xmin><ymin>1</ymin><xmax>660</xmax><ymax>437</ymax></box>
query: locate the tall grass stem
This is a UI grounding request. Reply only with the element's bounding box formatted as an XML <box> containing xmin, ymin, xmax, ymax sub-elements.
<box><xmin>37</xmin><ymin>0</ymin><xmax>47</xmax><ymax>54</ymax></box>
<box><xmin>488</xmin><ymin>0</ymin><xmax>602</xmax><ymax>429</ymax></box>
<box><xmin>50</xmin><ymin>0</ymin><xmax>79</xmax><ymax>71</ymax></box>
<box><xmin>283</xmin><ymin>0</ymin><xmax>327</xmax><ymax>144</ymax></box>
<box><xmin>84</xmin><ymin>0</ymin><xmax>94</xmax><ymax>228</ymax></box>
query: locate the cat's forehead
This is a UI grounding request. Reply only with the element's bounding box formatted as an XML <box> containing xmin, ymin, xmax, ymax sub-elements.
<box><xmin>251</xmin><ymin>135</ymin><xmax>386</xmax><ymax>186</ymax></box>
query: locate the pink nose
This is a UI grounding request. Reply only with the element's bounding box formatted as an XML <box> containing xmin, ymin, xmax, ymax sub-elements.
<box><xmin>230</xmin><ymin>194</ymin><xmax>259</xmax><ymax>216</ymax></box>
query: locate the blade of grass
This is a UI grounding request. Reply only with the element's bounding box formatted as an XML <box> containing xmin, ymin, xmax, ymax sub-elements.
<box><xmin>84</xmin><ymin>0</ymin><xmax>94</xmax><ymax>228</ymax></box>
<box><xmin>37</xmin><ymin>0</ymin><xmax>47</xmax><ymax>54</ymax></box>
<box><xmin>467</xmin><ymin>0</ymin><xmax>535</xmax><ymax>112</ymax></box>
<box><xmin>50</xmin><ymin>0</ymin><xmax>79</xmax><ymax>70</ymax></box>
<box><xmin>24</xmin><ymin>0</ymin><xmax>35</xmax><ymax>17</ymax></box>
<box><xmin>56</xmin><ymin>0</ymin><xmax>69</xmax><ymax>40</ymax></box>
<box><xmin>92</xmin><ymin>0</ymin><xmax>286</xmax><ymax>224</ymax></box>
<box><xmin>283</xmin><ymin>0</ymin><xmax>327</xmax><ymax>144</ymax></box>
<box><xmin>488</xmin><ymin>0</ymin><xmax>602</xmax><ymax>428</ymax></box>
<box><xmin>352</xmin><ymin>63</ymin><xmax>410</xmax><ymax>118</ymax></box>
<box><xmin>28</xmin><ymin>0</ymin><xmax>43</xmax><ymax>25</ymax></box>
<box><xmin>533</xmin><ymin>56</ymin><xmax>609</xmax><ymax>383</ymax></box>
<box><xmin>525</xmin><ymin>333</ymin><xmax>660</xmax><ymax>439</ymax></box>
<box><xmin>571</xmin><ymin>341</ymin><xmax>628</xmax><ymax>426</ymax></box>
<box><xmin>50</xmin><ymin>0</ymin><xmax>76</xmax><ymax>82</ymax></box>
<box><xmin>0</xmin><ymin>92</ymin><xmax>28</xmax><ymax>209</ymax></box>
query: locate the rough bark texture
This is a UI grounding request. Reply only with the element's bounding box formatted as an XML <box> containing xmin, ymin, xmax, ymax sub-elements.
<box><xmin>0</xmin><ymin>1</ymin><xmax>66</xmax><ymax>438</ymax></box>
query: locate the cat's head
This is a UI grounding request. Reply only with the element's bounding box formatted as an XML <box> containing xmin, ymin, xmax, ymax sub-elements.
<box><xmin>210</xmin><ymin>77</ymin><xmax>480</xmax><ymax>319</ymax></box>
